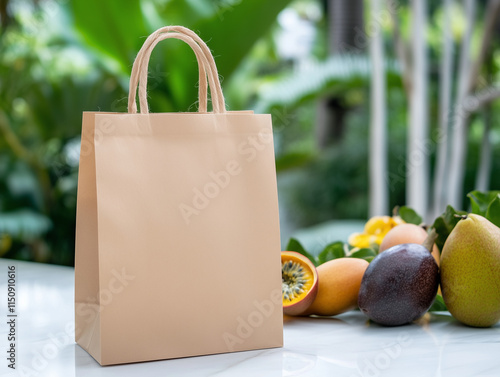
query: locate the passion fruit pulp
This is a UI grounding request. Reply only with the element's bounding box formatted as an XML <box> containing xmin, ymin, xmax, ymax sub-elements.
<box><xmin>281</xmin><ymin>251</ymin><xmax>318</xmax><ymax>316</ymax></box>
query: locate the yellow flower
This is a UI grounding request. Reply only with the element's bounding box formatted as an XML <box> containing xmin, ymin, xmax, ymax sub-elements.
<box><xmin>348</xmin><ymin>233</ymin><xmax>374</xmax><ymax>249</ymax></box>
<box><xmin>348</xmin><ymin>216</ymin><xmax>405</xmax><ymax>248</ymax></box>
<box><xmin>364</xmin><ymin>216</ymin><xmax>394</xmax><ymax>235</ymax></box>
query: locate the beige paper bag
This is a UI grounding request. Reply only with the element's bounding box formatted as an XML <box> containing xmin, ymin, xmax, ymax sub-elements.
<box><xmin>74</xmin><ymin>26</ymin><xmax>283</xmax><ymax>366</ymax></box>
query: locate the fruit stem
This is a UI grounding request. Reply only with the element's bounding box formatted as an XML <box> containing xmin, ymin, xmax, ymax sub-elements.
<box><xmin>422</xmin><ymin>228</ymin><xmax>438</xmax><ymax>254</ymax></box>
<box><xmin>454</xmin><ymin>214</ymin><xmax>468</xmax><ymax>220</ymax></box>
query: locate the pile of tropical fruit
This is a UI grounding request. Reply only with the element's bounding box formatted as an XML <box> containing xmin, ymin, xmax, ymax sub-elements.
<box><xmin>281</xmin><ymin>190</ymin><xmax>500</xmax><ymax>327</ymax></box>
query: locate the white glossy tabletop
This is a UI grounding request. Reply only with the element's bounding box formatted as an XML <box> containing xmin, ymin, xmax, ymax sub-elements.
<box><xmin>1</xmin><ymin>259</ymin><xmax>499</xmax><ymax>377</ymax></box>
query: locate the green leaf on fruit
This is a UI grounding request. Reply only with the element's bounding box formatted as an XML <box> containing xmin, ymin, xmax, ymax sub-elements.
<box><xmin>432</xmin><ymin>205</ymin><xmax>467</xmax><ymax>252</ymax></box>
<box><xmin>317</xmin><ymin>242</ymin><xmax>345</xmax><ymax>265</ymax></box>
<box><xmin>485</xmin><ymin>193</ymin><xmax>500</xmax><ymax>228</ymax></box>
<box><xmin>350</xmin><ymin>248</ymin><xmax>377</xmax><ymax>261</ymax></box>
<box><xmin>398</xmin><ymin>206</ymin><xmax>423</xmax><ymax>225</ymax></box>
<box><xmin>468</xmin><ymin>190</ymin><xmax>500</xmax><ymax>216</ymax></box>
<box><xmin>285</xmin><ymin>238</ymin><xmax>318</xmax><ymax>266</ymax></box>
<box><xmin>428</xmin><ymin>295</ymin><xmax>447</xmax><ymax>312</ymax></box>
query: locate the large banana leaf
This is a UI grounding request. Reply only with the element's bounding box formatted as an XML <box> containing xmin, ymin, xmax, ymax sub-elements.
<box><xmin>68</xmin><ymin>0</ymin><xmax>292</xmax><ymax>111</ymax></box>
<box><xmin>69</xmin><ymin>0</ymin><xmax>148</xmax><ymax>74</ymax></box>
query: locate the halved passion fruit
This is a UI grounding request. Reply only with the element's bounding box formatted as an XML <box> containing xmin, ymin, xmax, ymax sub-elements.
<box><xmin>281</xmin><ymin>251</ymin><xmax>319</xmax><ymax>316</ymax></box>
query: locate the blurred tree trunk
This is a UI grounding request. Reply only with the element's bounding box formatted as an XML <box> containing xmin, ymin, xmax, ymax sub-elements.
<box><xmin>316</xmin><ymin>0</ymin><xmax>364</xmax><ymax>148</ymax></box>
<box><xmin>387</xmin><ymin>0</ymin><xmax>412</xmax><ymax>96</ymax></box>
<box><xmin>0</xmin><ymin>0</ymin><xmax>12</xmax><ymax>32</ymax></box>
<box><xmin>431</xmin><ymin>0</ymin><xmax>454</xmax><ymax>219</ymax></box>
<box><xmin>475</xmin><ymin>51</ymin><xmax>495</xmax><ymax>192</ymax></box>
<box><xmin>328</xmin><ymin>0</ymin><xmax>365</xmax><ymax>53</ymax></box>
<box><xmin>475</xmin><ymin>104</ymin><xmax>493</xmax><ymax>191</ymax></box>
<box><xmin>407</xmin><ymin>0</ymin><xmax>429</xmax><ymax>219</ymax></box>
<box><xmin>447</xmin><ymin>0</ymin><xmax>475</xmax><ymax>210</ymax></box>
<box><xmin>448</xmin><ymin>0</ymin><xmax>500</xmax><ymax>209</ymax></box>
<box><xmin>369</xmin><ymin>0</ymin><xmax>388</xmax><ymax>217</ymax></box>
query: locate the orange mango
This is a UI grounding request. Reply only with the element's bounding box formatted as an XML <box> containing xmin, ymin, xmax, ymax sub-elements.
<box><xmin>303</xmin><ymin>258</ymin><xmax>369</xmax><ymax>316</ymax></box>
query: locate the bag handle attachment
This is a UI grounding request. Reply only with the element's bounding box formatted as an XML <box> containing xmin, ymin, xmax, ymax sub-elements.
<box><xmin>128</xmin><ymin>26</ymin><xmax>226</xmax><ymax>114</ymax></box>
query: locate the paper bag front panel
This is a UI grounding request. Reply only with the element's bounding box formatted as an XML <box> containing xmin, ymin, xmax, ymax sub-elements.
<box><xmin>92</xmin><ymin>112</ymin><xmax>283</xmax><ymax>365</ymax></box>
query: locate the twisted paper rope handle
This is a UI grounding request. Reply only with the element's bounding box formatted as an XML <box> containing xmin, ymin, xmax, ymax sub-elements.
<box><xmin>128</xmin><ymin>26</ymin><xmax>226</xmax><ymax>114</ymax></box>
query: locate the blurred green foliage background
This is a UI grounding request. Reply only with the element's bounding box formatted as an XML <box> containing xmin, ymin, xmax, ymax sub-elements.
<box><xmin>0</xmin><ymin>0</ymin><xmax>499</xmax><ymax>265</ymax></box>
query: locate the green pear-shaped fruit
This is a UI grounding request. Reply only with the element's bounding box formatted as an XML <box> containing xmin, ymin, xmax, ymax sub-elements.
<box><xmin>440</xmin><ymin>214</ymin><xmax>500</xmax><ymax>327</ymax></box>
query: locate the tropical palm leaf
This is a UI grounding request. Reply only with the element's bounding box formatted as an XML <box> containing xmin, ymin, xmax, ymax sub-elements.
<box><xmin>255</xmin><ymin>55</ymin><xmax>401</xmax><ymax>112</ymax></box>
